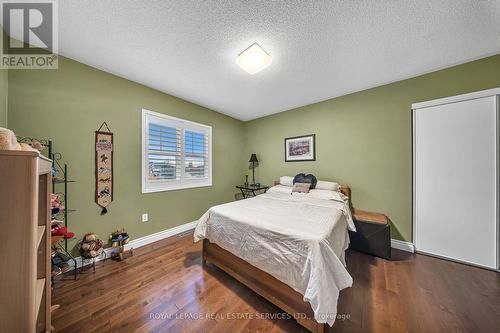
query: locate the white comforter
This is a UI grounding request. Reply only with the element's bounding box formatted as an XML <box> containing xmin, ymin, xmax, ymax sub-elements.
<box><xmin>193</xmin><ymin>191</ymin><xmax>356</xmax><ymax>326</ymax></box>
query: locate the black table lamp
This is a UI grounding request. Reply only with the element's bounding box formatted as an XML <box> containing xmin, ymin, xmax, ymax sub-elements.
<box><xmin>249</xmin><ymin>153</ymin><xmax>258</xmax><ymax>186</ymax></box>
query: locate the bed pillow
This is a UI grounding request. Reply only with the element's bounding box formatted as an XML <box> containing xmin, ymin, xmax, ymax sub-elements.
<box><xmin>308</xmin><ymin>188</ymin><xmax>345</xmax><ymax>202</ymax></box>
<box><xmin>267</xmin><ymin>184</ymin><xmax>293</xmax><ymax>194</ymax></box>
<box><xmin>292</xmin><ymin>182</ymin><xmax>311</xmax><ymax>193</ymax></box>
<box><xmin>279</xmin><ymin>176</ymin><xmax>294</xmax><ymax>187</ymax></box>
<box><xmin>293</xmin><ymin>173</ymin><xmax>317</xmax><ymax>189</ymax></box>
<box><xmin>315</xmin><ymin>180</ymin><xmax>339</xmax><ymax>191</ymax></box>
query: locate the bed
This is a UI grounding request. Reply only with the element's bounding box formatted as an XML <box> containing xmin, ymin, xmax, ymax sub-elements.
<box><xmin>193</xmin><ymin>181</ymin><xmax>355</xmax><ymax>333</ymax></box>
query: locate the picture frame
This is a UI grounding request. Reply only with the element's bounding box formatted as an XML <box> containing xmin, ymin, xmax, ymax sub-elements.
<box><xmin>284</xmin><ymin>134</ymin><xmax>316</xmax><ymax>162</ymax></box>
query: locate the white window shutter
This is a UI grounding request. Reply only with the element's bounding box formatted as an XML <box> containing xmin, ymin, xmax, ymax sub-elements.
<box><xmin>147</xmin><ymin>123</ymin><xmax>181</xmax><ymax>181</ymax></box>
<box><xmin>142</xmin><ymin>109</ymin><xmax>212</xmax><ymax>193</ymax></box>
<box><xmin>184</xmin><ymin>130</ymin><xmax>209</xmax><ymax>179</ymax></box>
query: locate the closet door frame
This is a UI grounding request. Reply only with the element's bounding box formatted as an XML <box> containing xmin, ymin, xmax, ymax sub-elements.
<box><xmin>412</xmin><ymin>87</ymin><xmax>500</xmax><ymax>271</ymax></box>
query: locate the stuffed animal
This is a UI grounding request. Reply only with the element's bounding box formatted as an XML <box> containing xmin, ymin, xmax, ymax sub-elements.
<box><xmin>0</xmin><ymin>127</ymin><xmax>41</xmax><ymax>152</ymax></box>
<box><xmin>110</xmin><ymin>227</ymin><xmax>130</xmax><ymax>245</ymax></box>
<box><xmin>51</xmin><ymin>226</ymin><xmax>74</xmax><ymax>239</ymax></box>
<box><xmin>30</xmin><ymin>139</ymin><xmax>44</xmax><ymax>151</ymax></box>
<box><xmin>50</xmin><ymin>193</ymin><xmax>65</xmax><ymax>215</ymax></box>
<box><xmin>80</xmin><ymin>232</ymin><xmax>104</xmax><ymax>259</ymax></box>
<box><xmin>110</xmin><ymin>227</ymin><xmax>132</xmax><ymax>261</ymax></box>
<box><xmin>0</xmin><ymin>127</ymin><xmax>18</xmax><ymax>150</ymax></box>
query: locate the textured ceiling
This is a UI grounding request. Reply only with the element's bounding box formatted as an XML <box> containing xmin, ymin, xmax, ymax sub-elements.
<box><xmin>56</xmin><ymin>0</ymin><xmax>500</xmax><ymax>121</ymax></box>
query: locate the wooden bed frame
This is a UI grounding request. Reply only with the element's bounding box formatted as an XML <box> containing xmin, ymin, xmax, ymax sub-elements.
<box><xmin>202</xmin><ymin>183</ymin><xmax>351</xmax><ymax>333</ymax></box>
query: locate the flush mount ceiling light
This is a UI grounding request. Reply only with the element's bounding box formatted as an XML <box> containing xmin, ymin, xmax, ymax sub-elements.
<box><xmin>236</xmin><ymin>43</ymin><xmax>272</xmax><ymax>75</ymax></box>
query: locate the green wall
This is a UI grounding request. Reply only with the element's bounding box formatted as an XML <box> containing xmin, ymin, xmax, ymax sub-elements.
<box><xmin>0</xmin><ymin>68</ymin><xmax>7</xmax><ymax>127</ymax></box>
<box><xmin>8</xmin><ymin>56</ymin><xmax>245</xmax><ymax>252</ymax></box>
<box><xmin>244</xmin><ymin>54</ymin><xmax>500</xmax><ymax>242</ymax></box>
<box><xmin>7</xmin><ymin>52</ymin><xmax>500</xmax><ymax>246</ymax></box>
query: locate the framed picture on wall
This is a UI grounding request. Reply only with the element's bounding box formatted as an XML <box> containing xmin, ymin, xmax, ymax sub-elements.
<box><xmin>284</xmin><ymin>134</ymin><xmax>316</xmax><ymax>162</ymax></box>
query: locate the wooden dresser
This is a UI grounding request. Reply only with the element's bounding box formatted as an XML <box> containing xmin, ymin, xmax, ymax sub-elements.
<box><xmin>0</xmin><ymin>151</ymin><xmax>52</xmax><ymax>333</ymax></box>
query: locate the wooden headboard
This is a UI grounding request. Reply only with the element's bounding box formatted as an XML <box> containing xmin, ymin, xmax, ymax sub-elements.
<box><xmin>339</xmin><ymin>184</ymin><xmax>351</xmax><ymax>199</ymax></box>
<box><xmin>273</xmin><ymin>180</ymin><xmax>351</xmax><ymax>199</ymax></box>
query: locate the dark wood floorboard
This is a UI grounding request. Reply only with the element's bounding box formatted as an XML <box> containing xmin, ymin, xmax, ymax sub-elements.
<box><xmin>52</xmin><ymin>232</ymin><xmax>500</xmax><ymax>333</ymax></box>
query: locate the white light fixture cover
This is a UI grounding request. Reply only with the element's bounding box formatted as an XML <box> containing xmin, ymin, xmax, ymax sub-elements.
<box><xmin>236</xmin><ymin>43</ymin><xmax>272</xmax><ymax>75</ymax></box>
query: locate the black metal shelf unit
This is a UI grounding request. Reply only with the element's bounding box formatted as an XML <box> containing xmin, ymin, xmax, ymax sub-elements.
<box><xmin>51</xmin><ymin>149</ymin><xmax>78</xmax><ymax>280</ymax></box>
<box><xmin>17</xmin><ymin>137</ymin><xmax>78</xmax><ymax>280</ymax></box>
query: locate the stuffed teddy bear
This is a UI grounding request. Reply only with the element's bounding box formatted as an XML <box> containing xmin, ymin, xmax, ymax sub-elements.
<box><xmin>0</xmin><ymin>127</ymin><xmax>42</xmax><ymax>152</ymax></box>
<box><xmin>50</xmin><ymin>193</ymin><xmax>65</xmax><ymax>215</ymax></box>
<box><xmin>80</xmin><ymin>232</ymin><xmax>104</xmax><ymax>259</ymax></box>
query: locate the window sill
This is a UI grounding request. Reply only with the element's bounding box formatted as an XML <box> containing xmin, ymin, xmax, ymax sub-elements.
<box><xmin>142</xmin><ymin>182</ymin><xmax>213</xmax><ymax>194</ymax></box>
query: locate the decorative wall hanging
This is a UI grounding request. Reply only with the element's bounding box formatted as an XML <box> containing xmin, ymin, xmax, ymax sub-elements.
<box><xmin>95</xmin><ymin>122</ymin><xmax>113</xmax><ymax>215</ymax></box>
<box><xmin>284</xmin><ymin>134</ymin><xmax>316</xmax><ymax>162</ymax></box>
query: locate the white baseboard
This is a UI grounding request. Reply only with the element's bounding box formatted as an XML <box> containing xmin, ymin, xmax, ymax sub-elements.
<box><xmin>124</xmin><ymin>220</ymin><xmax>197</xmax><ymax>251</ymax></box>
<box><xmin>65</xmin><ymin>223</ymin><xmax>413</xmax><ymax>270</ymax></box>
<box><xmin>391</xmin><ymin>239</ymin><xmax>415</xmax><ymax>253</ymax></box>
<box><xmin>67</xmin><ymin>221</ymin><xmax>198</xmax><ymax>270</ymax></box>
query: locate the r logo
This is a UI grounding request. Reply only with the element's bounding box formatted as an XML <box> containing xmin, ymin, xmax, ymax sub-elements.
<box><xmin>2</xmin><ymin>2</ymin><xmax>53</xmax><ymax>54</ymax></box>
<box><xmin>0</xmin><ymin>0</ymin><xmax>57</xmax><ymax>68</ymax></box>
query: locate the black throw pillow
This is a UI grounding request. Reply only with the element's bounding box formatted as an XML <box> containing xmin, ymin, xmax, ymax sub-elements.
<box><xmin>293</xmin><ymin>173</ymin><xmax>317</xmax><ymax>189</ymax></box>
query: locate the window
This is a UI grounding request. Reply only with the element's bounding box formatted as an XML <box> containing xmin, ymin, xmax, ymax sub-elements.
<box><xmin>142</xmin><ymin>109</ymin><xmax>212</xmax><ymax>193</ymax></box>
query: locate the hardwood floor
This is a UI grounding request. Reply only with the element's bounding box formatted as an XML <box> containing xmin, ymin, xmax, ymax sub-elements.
<box><xmin>52</xmin><ymin>232</ymin><xmax>500</xmax><ymax>333</ymax></box>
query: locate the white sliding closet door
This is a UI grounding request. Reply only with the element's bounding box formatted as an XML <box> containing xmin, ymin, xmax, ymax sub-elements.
<box><xmin>414</xmin><ymin>93</ymin><xmax>498</xmax><ymax>269</ymax></box>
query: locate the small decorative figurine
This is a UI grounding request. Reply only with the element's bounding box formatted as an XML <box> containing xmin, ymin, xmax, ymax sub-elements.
<box><xmin>244</xmin><ymin>175</ymin><xmax>249</xmax><ymax>187</ymax></box>
<box><xmin>110</xmin><ymin>228</ymin><xmax>133</xmax><ymax>261</ymax></box>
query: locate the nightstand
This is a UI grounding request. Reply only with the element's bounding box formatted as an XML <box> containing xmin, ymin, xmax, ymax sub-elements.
<box><xmin>236</xmin><ymin>184</ymin><xmax>269</xmax><ymax>198</ymax></box>
<box><xmin>349</xmin><ymin>209</ymin><xmax>391</xmax><ymax>259</ymax></box>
